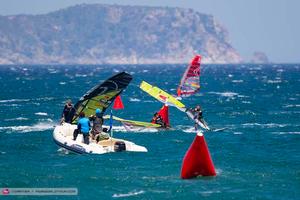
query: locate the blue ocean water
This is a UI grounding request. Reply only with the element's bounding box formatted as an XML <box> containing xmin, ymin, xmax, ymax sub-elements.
<box><xmin>0</xmin><ymin>64</ymin><xmax>299</xmax><ymax>199</ymax></box>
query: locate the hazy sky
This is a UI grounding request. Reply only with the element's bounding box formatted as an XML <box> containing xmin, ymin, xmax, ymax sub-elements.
<box><xmin>1</xmin><ymin>0</ymin><xmax>299</xmax><ymax>63</ymax></box>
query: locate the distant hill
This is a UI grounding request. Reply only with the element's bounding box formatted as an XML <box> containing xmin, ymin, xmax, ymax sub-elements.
<box><xmin>0</xmin><ymin>4</ymin><xmax>242</xmax><ymax>64</ymax></box>
<box><xmin>250</xmin><ymin>51</ymin><xmax>269</xmax><ymax>64</ymax></box>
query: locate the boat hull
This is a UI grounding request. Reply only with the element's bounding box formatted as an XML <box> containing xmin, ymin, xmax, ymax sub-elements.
<box><xmin>53</xmin><ymin>123</ymin><xmax>147</xmax><ymax>154</ymax></box>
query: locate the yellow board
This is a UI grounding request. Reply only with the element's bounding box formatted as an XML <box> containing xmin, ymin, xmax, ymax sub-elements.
<box><xmin>139</xmin><ymin>81</ymin><xmax>186</xmax><ymax>109</ymax></box>
<box><xmin>103</xmin><ymin>115</ymin><xmax>162</xmax><ymax>128</ymax></box>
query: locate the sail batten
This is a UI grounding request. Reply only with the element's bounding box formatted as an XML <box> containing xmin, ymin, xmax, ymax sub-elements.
<box><xmin>177</xmin><ymin>55</ymin><xmax>201</xmax><ymax>97</ymax></box>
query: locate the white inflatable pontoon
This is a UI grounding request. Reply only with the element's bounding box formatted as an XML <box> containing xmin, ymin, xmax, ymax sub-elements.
<box><xmin>53</xmin><ymin>123</ymin><xmax>147</xmax><ymax>154</ymax></box>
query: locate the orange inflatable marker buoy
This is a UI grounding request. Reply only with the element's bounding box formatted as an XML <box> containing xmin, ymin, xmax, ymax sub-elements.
<box><xmin>181</xmin><ymin>132</ymin><xmax>216</xmax><ymax>179</ymax></box>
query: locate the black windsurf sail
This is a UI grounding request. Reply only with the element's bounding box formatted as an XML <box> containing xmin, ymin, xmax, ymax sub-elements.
<box><xmin>71</xmin><ymin>72</ymin><xmax>132</xmax><ymax>123</ymax></box>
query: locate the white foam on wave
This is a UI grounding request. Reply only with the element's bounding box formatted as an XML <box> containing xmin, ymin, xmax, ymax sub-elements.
<box><xmin>35</xmin><ymin>97</ymin><xmax>54</xmax><ymax>101</ymax></box>
<box><xmin>267</xmin><ymin>80</ymin><xmax>282</xmax><ymax>84</ymax></box>
<box><xmin>208</xmin><ymin>91</ymin><xmax>238</xmax><ymax>97</ymax></box>
<box><xmin>242</xmin><ymin>123</ymin><xmax>290</xmax><ymax>128</ymax></box>
<box><xmin>0</xmin><ymin>122</ymin><xmax>55</xmax><ymax>133</ymax></box>
<box><xmin>112</xmin><ymin>190</ymin><xmax>145</xmax><ymax>198</ymax></box>
<box><xmin>272</xmin><ymin>132</ymin><xmax>300</xmax><ymax>135</ymax></box>
<box><xmin>129</xmin><ymin>98</ymin><xmax>141</xmax><ymax>102</ymax></box>
<box><xmin>75</xmin><ymin>74</ymin><xmax>87</xmax><ymax>77</ymax></box>
<box><xmin>233</xmin><ymin>132</ymin><xmax>243</xmax><ymax>135</ymax></box>
<box><xmin>176</xmin><ymin>125</ymin><xmax>197</xmax><ymax>133</ymax></box>
<box><xmin>1</xmin><ymin>104</ymin><xmax>19</xmax><ymax>107</ymax></box>
<box><xmin>59</xmin><ymin>82</ymin><xmax>66</xmax><ymax>85</ymax></box>
<box><xmin>242</xmin><ymin>101</ymin><xmax>251</xmax><ymax>104</ymax></box>
<box><xmin>35</xmin><ymin>112</ymin><xmax>48</xmax><ymax>116</ymax></box>
<box><xmin>232</xmin><ymin>80</ymin><xmax>244</xmax><ymax>83</ymax></box>
<box><xmin>4</xmin><ymin>117</ymin><xmax>29</xmax><ymax>121</ymax></box>
<box><xmin>144</xmin><ymin>100</ymin><xmax>154</xmax><ymax>103</ymax></box>
<box><xmin>209</xmin><ymin>92</ymin><xmax>249</xmax><ymax>99</ymax></box>
<box><xmin>289</xmin><ymin>98</ymin><xmax>297</xmax><ymax>101</ymax></box>
<box><xmin>57</xmin><ymin>148</ymin><xmax>70</xmax><ymax>154</ymax></box>
<box><xmin>0</xmin><ymin>98</ymin><xmax>30</xmax><ymax>103</ymax></box>
<box><xmin>283</xmin><ymin>104</ymin><xmax>300</xmax><ymax>108</ymax></box>
<box><xmin>200</xmin><ymin>190</ymin><xmax>221</xmax><ymax>197</ymax></box>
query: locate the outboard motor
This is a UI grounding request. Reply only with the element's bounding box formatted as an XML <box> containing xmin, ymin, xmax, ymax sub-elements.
<box><xmin>114</xmin><ymin>141</ymin><xmax>126</xmax><ymax>152</ymax></box>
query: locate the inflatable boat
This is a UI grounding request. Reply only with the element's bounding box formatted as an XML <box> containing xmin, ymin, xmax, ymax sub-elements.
<box><xmin>53</xmin><ymin>123</ymin><xmax>147</xmax><ymax>154</ymax></box>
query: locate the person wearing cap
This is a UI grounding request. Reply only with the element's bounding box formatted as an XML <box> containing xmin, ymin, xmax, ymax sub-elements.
<box><xmin>61</xmin><ymin>99</ymin><xmax>76</xmax><ymax>124</ymax></box>
<box><xmin>73</xmin><ymin>112</ymin><xmax>91</xmax><ymax>144</ymax></box>
<box><xmin>90</xmin><ymin>108</ymin><xmax>109</xmax><ymax>142</ymax></box>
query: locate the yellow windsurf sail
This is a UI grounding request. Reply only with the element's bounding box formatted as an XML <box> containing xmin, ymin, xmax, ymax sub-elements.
<box><xmin>139</xmin><ymin>81</ymin><xmax>186</xmax><ymax>109</ymax></box>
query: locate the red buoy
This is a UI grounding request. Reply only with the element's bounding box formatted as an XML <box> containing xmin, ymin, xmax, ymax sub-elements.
<box><xmin>181</xmin><ymin>132</ymin><xmax>216</xmax><ymax>179</ymax></box>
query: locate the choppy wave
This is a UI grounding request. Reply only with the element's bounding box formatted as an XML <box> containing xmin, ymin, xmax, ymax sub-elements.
<box><xmin>241</xmin><ymin>123</ymin><xmax>291</xmax><ymax>128</ymax></box>
<box><xmin>242</xmin><ymin>101</ymin><xmax>251</xmax><ymax>104</ymax></box>
<box><xmin>0</xmin><ymin>98</ymin><xmax>30</xmax><ymax>103</ymax></box>
<box><xmin>232</xmin><ymin>80</ymin><xmax>244</xmax><ymax>83</ymax></box>
<box><xmin>0</xmin><ymin>122</ymin><xmax>55</xmax><ymax>133</ymax></box>
<box><xmin>129</xmin><ymin>98</ymin><xmax>141</xmax><ymax>102</ymax></box>
<box><xmin>208</xmin><ymin>92</ymin><xmax>247</xmax><ymax>98</ymax></box>
<box><xmin>176</xmin><ymin>125</ymin><xmax>197</xmax><ymax>133</ymax></box>
<box><xmin>35</xmin><ymin>112</ymin><xmax>48</xmax><ymax>116</ymax></box>
<box><xmin>233</xmin><ymin>132</ymin><xmax>243</xmax><ymax>135</ymax></box>
<box><xmin>112</xmin><ymin>190</ymin><xmax>145</xmax><ymax>198</ymax></box>
<box><xmin>283</xmin><ymin>104</ymin><xmax>300</xmax><ymax>108</ymax></box>
<box><xmin>200</xmin><ymin>190</ymin><xmax>221</xmax><ymax>197</ymax></box>
<box><xmin>267</xmin><ymin>80</ymin><xmax>282</xmax><ymax>84</ymax></box>
<box><xmin>4</xmin><ymin>117</ymin><xmax>29</xmax><ymax>121</ymax></box>
<box><xmin>272</xmin><ymin>132</ymin><xmax>300</xmax><ymax>135</ymax></box>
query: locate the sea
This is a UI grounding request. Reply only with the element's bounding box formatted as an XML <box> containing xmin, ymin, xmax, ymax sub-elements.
<box><xmin>0</xmin><ymin>64</ymin><xmax>299</xmax><ymax>200</ymax></box>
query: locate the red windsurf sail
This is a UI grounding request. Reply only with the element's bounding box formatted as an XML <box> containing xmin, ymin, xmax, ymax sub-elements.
<box><xmin>151</xmin><ymin>104</ymin><xmax>170</xmax><ymax>128</ymax></box>
<box><xmin>177</xmin><ymin>55</ymin><xmax>201</xmax><ymax>97</ymax></box>
<box><xmin>157</xmin><ymin>105</ymin><xmax>170</xmax><ymax>127</ymax></box>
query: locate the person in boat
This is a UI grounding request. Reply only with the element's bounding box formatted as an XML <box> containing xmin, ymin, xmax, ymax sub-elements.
<box><xmin>89</xmin><ymin>108</ymin><xmax>109</xmax><ymax>142</ymax></box>
<box><xmin>151</xmin><ymin>112</ymin><xmax>167</xmax><ymax>128</ymax></box>
<box><xmin>60</xmin><ymin>99</ymin><xmax>76</xmax><ymax>124</ymax></box>
<box><xmin>73</xmin><ymin>112</ymin><xmax>91</xmax><ymax>144</ymax></box>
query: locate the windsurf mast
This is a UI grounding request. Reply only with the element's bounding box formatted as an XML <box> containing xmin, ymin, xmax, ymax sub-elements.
<box><xmin>71</xmin><ymin>72</ymin><xmax>132</xmax><ymax>123</ymax></box>
<box><xmin>177</xmin><ymin>55</ymin><xmax>201</xmax><ymax>97</ymax></box>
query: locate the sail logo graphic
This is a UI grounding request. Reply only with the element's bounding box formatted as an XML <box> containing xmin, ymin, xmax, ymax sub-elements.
<box><xmin>159</xmin><ymin>95</ymin><xmax>167</xmax><ymax>101</ymax></box>
<box><xmin>193</xmin><ymin>67</ymin><xmax>200</xmax><ymax>76</ymax></box>
<box><xmin>2</xmin><ymin>188</ymin><xmax>9</xmax><ymax>195</ymax></box>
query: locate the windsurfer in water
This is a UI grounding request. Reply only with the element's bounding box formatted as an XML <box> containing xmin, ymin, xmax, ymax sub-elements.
<box><xmin>190</xmin><ymin>105</ymin><xmax>204</xmax><ymax>130</ymax></box>
<box><xmin>151</xmin><ymin>112</ymin><xmax>167</xmax><ymax>128</ymax></box>
<box><xmin>73</xmin><ymin>112</ymin><xmax>91</xmax><ymax>144</ymax></box>
<box><xmin>89</xmin><ymin>108</ymin><xmax>109</xmax><ymax>142</ymax></box>
<box><xmin>61</xmin><ymin>99</ymin><xmax>76</xmax><ymax>124</ymax></box>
